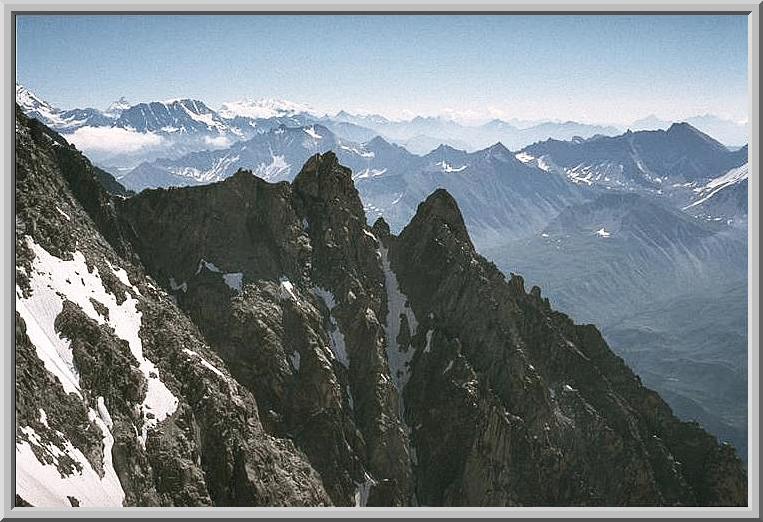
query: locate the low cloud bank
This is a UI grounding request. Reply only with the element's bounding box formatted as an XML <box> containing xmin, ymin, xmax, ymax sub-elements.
<box><xmin>64</xmin><ymin>126</ymin><xmax>164</xmax><ymax>154</ymax></box>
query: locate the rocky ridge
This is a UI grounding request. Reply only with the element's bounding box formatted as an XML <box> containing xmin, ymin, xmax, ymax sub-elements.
<box><xmin>14</xmin><ymin>105</ymin><xmax>747</xmax><ymax>507</ymax></box>
<box><xmin>15</xmin><ymin>106</ymin><xmax>329</xmax><ymax>507</ymax></box>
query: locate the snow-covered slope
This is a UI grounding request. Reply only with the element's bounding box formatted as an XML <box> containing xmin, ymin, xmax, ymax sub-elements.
<box><xmin>687</xmin><ymin>163</ymin><xmax>749</xmax><ymax>207</ymax></box>
<box><xmin>16</xmin><ymin>84</ymin><xmax>66</xmax><ymax>127</ymax></box>
<box><xmin>114</xmin><ymin>99</ymin><xmax>235</xmax><ymax>136</ymax></box>
<box><xmin>218</xmin><ymin>98</ymin><xmax>318</xmax><ymax>119</ymax></box>
<box><xmin>683</xmin><ymin>163</ymin><xmax>749</xmax><ymax>226</ymax></box>
<box><xmin>16</xmin><ymin>84</ymin><xmax>118</xmax><ymax>132</ymax></box>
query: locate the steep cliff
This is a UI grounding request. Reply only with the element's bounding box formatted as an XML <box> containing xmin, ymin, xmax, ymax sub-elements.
<box><xmin>15</xmin><ymin>107</ymin><xmax>329</xmax><ymax>507</ymax></box>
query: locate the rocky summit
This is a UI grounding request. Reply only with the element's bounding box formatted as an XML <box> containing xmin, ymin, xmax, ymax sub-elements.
<box><xmin>14</xmin><ymin>105</ymin><xmax>747</xmax><ymax>507</ymax></box>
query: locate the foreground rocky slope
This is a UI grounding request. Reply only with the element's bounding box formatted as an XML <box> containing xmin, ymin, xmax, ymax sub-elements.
<box><xmin>117</xmin><ymin>154</ymin><xmax>412</xmax><ymax>506</ymax></box>
<box><xmin>15</xmin><ymin>107</ymin><xmax>747</xmax><ymax>506</ymax></box>
<box><xmin>15</xmin><ymin>107</ymin><xmax>329</xmax><ymax>507</ymax></box>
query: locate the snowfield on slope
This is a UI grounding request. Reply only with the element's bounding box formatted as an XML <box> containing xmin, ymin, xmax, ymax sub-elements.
<box><xmin>15</xmin><ymin>237</ymin><xmax>180</xmax><ymax>505</ymax></box>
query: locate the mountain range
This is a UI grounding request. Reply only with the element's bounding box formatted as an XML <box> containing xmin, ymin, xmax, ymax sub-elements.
<box><xmin>14</xmin><ymin>105</ymin><xmax>747</xmax><ymax>506</ymax></box>
<box><xmin>16</xmin><ymin>87</ymin><xmax>750</xmax><ymax>466</ymax></box>
<box><xmin>17</xmin><ymin>84</ymin><xmax>748</xmax><ymax>173</ymax></box>
<box><xmin>631</xmin><ymin>114</ymin><xmax>748</xmax><ymax>147</ymax></box>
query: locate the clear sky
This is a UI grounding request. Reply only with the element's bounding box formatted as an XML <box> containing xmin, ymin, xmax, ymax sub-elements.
<box><xmin>15</xmin><ymin>14</ymin><xmax>749</xmax><ymax>125</ymax></box>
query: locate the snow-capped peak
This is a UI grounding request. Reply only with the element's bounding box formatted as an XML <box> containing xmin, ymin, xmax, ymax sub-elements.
<box><xmin>16</xmin><ymin>84</ymin><xmax>66</xmax><ymax>126</ymax></box>
<box><xmin>16</xmin><ymin>84</ymin><xmax>59</xmax><ymax>114</ymax></box>
<box><xmin>218</xmin><ymin>98</ymin><xmax>317</xmax><ymax>120</ymax></box>
<box><xmin>104</xmin><ymin>96</ymin><xmax>131</xmax><ymax>117</ymax></box>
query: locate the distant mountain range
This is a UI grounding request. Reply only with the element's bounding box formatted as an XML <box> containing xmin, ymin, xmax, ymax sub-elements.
<box><xmin>118</xmin><ymin>117</ymin><xmax>747</xmax><ymax>242</ymax></box>
<box><xmin>120</xmin><ymin>123</ymin><xmax>587</xmax><ymax>247</ymax></box>
<box><xmin>330</xmin><ymin>111</ymin><xmax>623</xmax><ymax>153</ymax></box>
<box><xmin>518</xmin><ymin>124</ymin><xmax>748</xmax><ymax>212</ymax></box>
<box><xmin>480</xmin><ymin>129</ymin><xmax>748</xmax><ymax>457</ymax></box>
<box><xmin>17</xmin><ymin>83</ymin><xmax>748</xmax><ymax>175</ymax></box>
<box><xmin>630</xmin><ymin>114</ymin><xmax>748</xmax><ymax>147</ymax></box>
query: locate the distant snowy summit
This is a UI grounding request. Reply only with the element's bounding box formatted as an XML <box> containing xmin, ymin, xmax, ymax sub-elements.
<box><xmin>16</xmin><ymin>83</ymin><xmax>129</xmax><ymax>132</ymax></box>
<box><xmin>218</xmin><ymin>98</ymin><xmax>319</xmax><ymax>119</ymax></box>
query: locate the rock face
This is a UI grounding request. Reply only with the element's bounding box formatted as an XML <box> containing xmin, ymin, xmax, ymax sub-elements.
<box><xmin>116</xmin><ymin>152</ymin><xmax>412</xmax><ymax>506</ymax></box>
<box><xmin>15</xmin><ymin>106</ymin><xmax>329</xmax><ymax>507</ymax></box>
<box><xmin>387</xmin><ymin>190</ymin><xmax>746</xmax><ymax>506</ymax></box>
<box><xmin>15</xmin><ymin>105</ymin><xmax>747</xmax><ymax>507</ymax></box>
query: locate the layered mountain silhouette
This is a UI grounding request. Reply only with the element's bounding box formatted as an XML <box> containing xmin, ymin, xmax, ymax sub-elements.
<box><xmin>14</xmin><ymin>106</ymin><xmax>747</xmax><ymax>507</ymax></box>
<box><xmin>17</xmin><ymin>87</ymin><xmax>749</xmax><ymax>463</ymax></box>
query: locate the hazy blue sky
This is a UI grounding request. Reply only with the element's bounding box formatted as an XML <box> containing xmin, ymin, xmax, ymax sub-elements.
<box><xmin>16</xmin><ymin>14</ymin><xmax>749</xmax><ymax>125</ymax></box>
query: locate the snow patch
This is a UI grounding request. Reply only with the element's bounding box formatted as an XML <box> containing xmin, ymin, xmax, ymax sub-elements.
<box><xmin>196</xmin><ymin>258</ymin><xmax>221</xmax><ymax>275</ymax></box>
<box><xmin>223</xmin><ymin>272</ymin><xmax>244</xmax><ymax>293</ymax></box>
<box><xmin>353</xmin><ymin>168</ymin><xmax>387</xmax><ymax>180</ymax></box>
<box><xmin>16</xmin><ymin>421</ymin><xmax>125</xmax><ymax>507</ymax></box>
<box><xmin>304</xmin><ymin>126</ymin><xmax>322</xmax><ymax>140</ymax></box>
<box><xmin>183</xmin><ymin>348</ymin><xmax>225</xmax><ymax>378</ymax></box>
<box><xmin>255</xmin><ymin>153</ymin><xmax>291</xmax><ymax>181</ymax></box>
<box><xmin>278</xmin><ymin>276</ymin><xmax>298</xmax><ymax>302</ymax></box>
<box><xmin>105</xmin><ymin>260</ymin><xmax>140</xmax><ymax>296</ymax></box>
<box><xmin>314</xmin><ymin>287</ymin><xmax>349</xmax><ymax>367</ymax></box>
<box><xmin>424</xmin><ymin>329</ymin><xmax>434</xmax><ymax>353</ymax></box>
<box><xmin>96</xmin><ymin>397</ymin><xmax>113</xmax><ymax>430</ymax></box>
<box><xmin>289</xmin><ymin>351</ymin><xmax>301</xmax><ymax>371</ymax></box>
<box><xmin>594</xmin><ymin>227</ymin><xmax>611</xmax><ymax>238</ymax></box>
<box><xmin>515</xmin><ymin>152</ymin><xmax>535</xmax><ymax>163</ymax></box>
<box><xmin>340</xmin><ymin>144</ymin><xmax>375</xmax><ymax>158</ymax></box>
<box><xmin>38</xmin><ymin>409</ymin><xmax>49</xmax><ymax>428</ymax></box>
<box><xmin>168</xmin><ymin>277</ymin><xmax>187</xmax><ymax>293</ymax></box>
<box><xmin>435</xmin><ymin>160</ymin><xmax>468</xmax><ymax>173</ymax></box>
<box><xmin>16</xmin><ymin>237</ymin><xmax>178</xmax><ymax>447</ymax></box>
<box><xmin>55</xmin><ymin>207</ymin><xmax>71</xmax><ymax>221</ymax></box>
<box><xmin>354</xmin><ymin>473</ymin><xmax>375</xmax><ymax>507</ymax></box>
<box><xmin>379</xmin><ymin>246</ymin><xmax>419</xmax><ymax>397</ymax></box>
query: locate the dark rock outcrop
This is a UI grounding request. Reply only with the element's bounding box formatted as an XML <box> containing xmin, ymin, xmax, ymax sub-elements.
<box><xmin>385</xmin><ymin>188</ymin><xmax>747</xmax><ymax>506</ymax></box>
<box><xmin>116</xmin><ymin>153</ymin><xmax>413</xmax><ymax>505</ymax></box>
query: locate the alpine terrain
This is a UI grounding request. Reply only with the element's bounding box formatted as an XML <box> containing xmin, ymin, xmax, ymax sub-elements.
<box><xmin>15</xmin><ymin>105</ymin><xmax>748</xmax><ymax>507</ymax></box>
